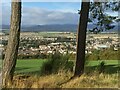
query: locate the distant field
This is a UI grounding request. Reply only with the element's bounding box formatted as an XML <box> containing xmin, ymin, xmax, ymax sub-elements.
<box><xmin>15</xmin><ymin>59</ymin><xmax>119</xmax><ymax>75</ymax></box>
<box><xmin>38</xmin><ymin>32</ymin><xmax>75</xmax><ymax>38</ymax></box>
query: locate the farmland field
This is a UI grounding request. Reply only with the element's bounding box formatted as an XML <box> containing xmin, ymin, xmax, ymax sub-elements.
<box><xmin>38</xmin><ymin>32</ymin><xmax>75</xmax><ymax>38</ymax></box>
<box><xmin>15</xmin><ymin>59</ymin><xmax>119</xmax><ymax>74</ymax></box>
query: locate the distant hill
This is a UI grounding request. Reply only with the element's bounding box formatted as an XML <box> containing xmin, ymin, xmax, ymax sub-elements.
<box><xmin>22</xmin><ymin>24</ymin><xmax>78</xmax><ymax>32</ymax></box>
<box><xmin>1</xmin><ymin>24</ymin><xmax>118</xmax><ymax>32</ymax></box>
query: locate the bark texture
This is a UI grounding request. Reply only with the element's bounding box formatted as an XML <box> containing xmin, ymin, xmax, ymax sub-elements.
<box><xmin>74</xmin><ymin>1</ymin><xmax>90</xmax><ymax>77</ymax></box>
<box><xmin>2</xmin><ymin>0</ymin><xmax>21</xmax><ymax>87</ymax></box>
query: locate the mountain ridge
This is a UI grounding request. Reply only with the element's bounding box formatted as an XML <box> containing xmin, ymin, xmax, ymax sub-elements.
<box><xmin>1</xmin><ymin>24</ymin><xmax>118</xmax><ymax>32</ymax></box>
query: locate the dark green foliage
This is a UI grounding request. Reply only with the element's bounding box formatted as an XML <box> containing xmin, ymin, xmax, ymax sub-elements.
<box><xmin>64</xmin><ymin>61</ymin><xmax>74</xmax><ymax>72</ymax></box>
<box><xmin>99</xmin><ymin>48</ymin><xmax>118</xmax><ymax>60</ymax></box>
<box><xmin>17</xmin><ymin>53</ymin><xmax>47</xmax><ymax>59</ymax></box>
<box><xmin>86</xmin><ymin>48</ymin><xmax>118</xmax><ymax>60</ymax></box>
<box><xmin>89</xmin><ymin>2</ymin><xmax>119</xmax><ymax>33</ymax></box>
<box><xmin>98</xmin><ymin>61</ymin><xmax>105</xmax><ymax>74</ymax></box>
<box><xmin>40</xmin><ymin>52</ymin><xmax>74</xmax><ymax>75</ymax></box>
<box><xmin>86</xmin><ymin>54</ymin><xmax>100</xmax><ymax>61</ymax></box>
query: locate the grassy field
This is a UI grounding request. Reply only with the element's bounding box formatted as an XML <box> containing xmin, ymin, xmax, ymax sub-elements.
<box><xmin>4</xmin><ymin>59</ymin><xmax>119</xmax><ymax>88</ymax></box>
<box><xmin>86</xmin><ymin>60</ymin><xmax>118</xmax><ymax>66</ymax></box>
<box><xmin>15</xmin><ymin>59</ymin><xmax>46</xmax><ymax>74</ymax></box>
<box><xmin>15</xmin><ymin>59</ymin><xmax>119</xmax><ymax>75</ymax></box>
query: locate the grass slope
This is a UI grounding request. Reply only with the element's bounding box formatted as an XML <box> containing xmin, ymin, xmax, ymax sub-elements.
<box><xmin>11</xmin><ymin>72</ymin><xmax>118</xmax><ymax>88</ymax></box>
<box><xmin>4</xmin><ymin>59</ymin><xmax>119</xmax><ymax>88</ymax></box>
<box><xmin>15</xmin><ymin>59</ymin><xmax>119</xmax><ymax>75</ymax></box>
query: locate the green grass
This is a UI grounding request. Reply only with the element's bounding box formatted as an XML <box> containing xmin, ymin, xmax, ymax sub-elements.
<box><xmin>15</xmin><ymin>59</ymin><xmax>119</xmax><ymax>74</ymax></box>
<box><xmin>15</xmin><ymin>59</ymin><xmax>46</xmax><ymax>74</ymax></box>
<box><xmin>86</xmin><ymin>60</ymin><xmax>119</xmax><ymax>66</ymax></box>
<box><xmin>85</xmin><ymin>60</ymin><xmax>119</xmax><ymax>74</ymax></box>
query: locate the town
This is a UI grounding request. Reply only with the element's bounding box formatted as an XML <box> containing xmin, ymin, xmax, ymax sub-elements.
<box><xmin>0</xmin><ymin>31</ymin><xmax>119</xmax><ymax>59</ymax></box>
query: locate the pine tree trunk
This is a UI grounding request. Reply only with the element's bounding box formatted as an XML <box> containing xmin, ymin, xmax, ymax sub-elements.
<box><xmin>2</xmin><ymin>0</ymin><xmax>21</xmax><ymax>87</ymax></box>
<box><xmin>74</xmin><ymin>1</ymin><xmax>90</xmax><ymax>77</ymax></box>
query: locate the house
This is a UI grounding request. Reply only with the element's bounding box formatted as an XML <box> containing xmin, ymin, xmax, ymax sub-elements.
<box><xmin>94</xmin><ymin>44</ymin><xmax>110</xmax><ymax>50</ymax></box>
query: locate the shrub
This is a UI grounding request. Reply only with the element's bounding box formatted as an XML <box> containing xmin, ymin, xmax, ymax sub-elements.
<box><xmin>98</xmin><ymin>61</ymin><xmax>105</xmax><ymax>74</ymax></box>
<box><xmin>40</xmin><ymin>52</ymin><xmax>74</xmax><ymax>75</ymax></box>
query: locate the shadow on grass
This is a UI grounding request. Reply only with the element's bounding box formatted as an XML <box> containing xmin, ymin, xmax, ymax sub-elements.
<box><xmin>15</xmin><ymin>67</ymin><xmax>31</xmax><ymax>71</ymax></box>
<box><xmin>15</xmin><ymin>64</ymin><xmax>119</xmax><ymax>75</ymax></box>
<box><xmin>15</xmin><ymin>67</ymin><xmax>40</xmax><ymax>75</ymax></box>
<box><xmin>85</xmin><ymin>65</ymin><xmax>119</xmax><ymax>74</ymax></box>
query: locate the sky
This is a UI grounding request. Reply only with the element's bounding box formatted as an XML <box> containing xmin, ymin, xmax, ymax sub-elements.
<box><xmin>1</xmin><ymin>2</ymin><xmax>81</xmax><ymax>25</ymax></box>
<box><xmin>1</xmin><ymin>1</ymin><xmax>119</xmax><ymax>25</ymax></box>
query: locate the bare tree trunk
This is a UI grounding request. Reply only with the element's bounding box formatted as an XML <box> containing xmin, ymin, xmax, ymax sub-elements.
<box><xmin>2</xmin><ymin>0</ymin><xmax>21</xmax><ymax>87</ymax></box>
<box><xmin>74</xmin><ymin>1</ymin><xmax>90</xmax><ymax>77</ymax></box>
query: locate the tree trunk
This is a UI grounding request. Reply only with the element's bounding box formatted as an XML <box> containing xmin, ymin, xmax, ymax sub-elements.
<box><xmin>2</xmin><ymin>0</ymin><xmax>21</xmax><ymax>87</ymax></box>
<box><xmin>74</xmin><ymin>1</ymin><xmax>90</xmax><ymax>77</ymax></box>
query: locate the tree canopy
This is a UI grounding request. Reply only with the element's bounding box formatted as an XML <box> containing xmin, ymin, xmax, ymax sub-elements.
<box><xmin>89</xmin><ymin>1</ymin><xmax>119</xmax><ymax>33</ymax></box>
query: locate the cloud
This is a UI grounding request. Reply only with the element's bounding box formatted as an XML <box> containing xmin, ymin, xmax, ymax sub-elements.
<box><xmin>2</xmin><ymin>4</ymin><xmax>79</xmax><ymax>25</ymax></box>
<box><xmin>2</xmin><ymin>2</ymin><xmax>118</xmax><ymax>26</ymax></box>
<box><xmin>21</xmin><ymin>7</ymin><xmax>79</xmax><ymax>25</ymax></box>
